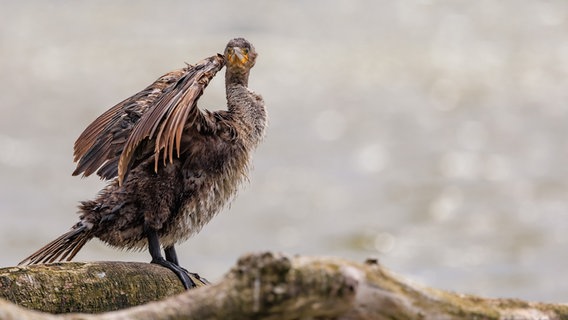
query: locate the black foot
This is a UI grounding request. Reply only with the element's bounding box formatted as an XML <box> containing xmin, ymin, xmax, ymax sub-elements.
<box><xmin>171</xmin><ymin>264</ymin><xmax>210</xmax><ymax>286</ymax></box>
<box><xmin>151</xmin><ymin>257</ymin><xmax>196</xmax><ymax>289</ymax></box>
<box><xmin>164</xmin><ymin>245</ymin><xmax>210</xmax><ymax>285</ymax></box>
<box><xmin>187</xmin><ymin>270</ymin><xmax>210</xmax><ymax>285</ymax></box>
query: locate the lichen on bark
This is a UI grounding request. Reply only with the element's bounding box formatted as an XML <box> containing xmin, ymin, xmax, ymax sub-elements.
<box><xmin>0</xmin><ymin>252</ymin><xmax>567</xmax><ymax>320</ymax></box>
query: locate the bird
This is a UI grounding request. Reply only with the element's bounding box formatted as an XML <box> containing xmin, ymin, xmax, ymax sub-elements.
<box><xmin>19</xmin><ymin>38</ymin><xmax>267</xmax><ymax>289</ymax></box>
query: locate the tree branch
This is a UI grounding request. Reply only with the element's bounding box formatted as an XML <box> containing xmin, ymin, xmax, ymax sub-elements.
<box><xmin>0</xmin><ymin>252</ymin><xmax>566</xmax><ymax>319</ymax></box>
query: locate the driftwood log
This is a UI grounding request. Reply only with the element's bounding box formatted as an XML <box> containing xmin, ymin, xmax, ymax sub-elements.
<box><xmin>0</xmin><ymin>252</ymin><xmax>566</xmax><ymax>319</ymax></box>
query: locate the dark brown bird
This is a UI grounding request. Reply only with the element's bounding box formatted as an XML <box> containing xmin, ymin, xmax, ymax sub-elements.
<box><xmin>19</xmin><ymin>38</ymin><xmax>267</xmax><ymax>289</ymax></box>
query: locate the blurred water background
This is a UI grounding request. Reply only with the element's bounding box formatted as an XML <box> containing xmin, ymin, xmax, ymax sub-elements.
<box><xmin>1</xmin><ymin>1</ymin><xmax>567</xmax><ymax>302</ymax></box>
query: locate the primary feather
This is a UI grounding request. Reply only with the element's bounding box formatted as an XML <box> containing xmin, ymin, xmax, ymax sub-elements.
<box><xmin>72</xmin><ymin>54</ymin><xmax>225</xmax><ymax>185</ymax></box>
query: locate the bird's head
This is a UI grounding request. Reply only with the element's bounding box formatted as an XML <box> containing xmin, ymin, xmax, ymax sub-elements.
<box><xmin>224</xmin><ymin>38</ymin><xmax>257</xmax><ymax>71</ymax></box>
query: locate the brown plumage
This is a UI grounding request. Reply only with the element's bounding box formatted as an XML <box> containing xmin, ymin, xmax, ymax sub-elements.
<box><xmin>19</xmin><ymin>38</ymin><xmax>267</xmax><ymax>289</ymax></box>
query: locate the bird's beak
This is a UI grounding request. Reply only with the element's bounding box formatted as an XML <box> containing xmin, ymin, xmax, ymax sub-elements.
<box><xmin>228</xmin><ymin>47</ymin><xmax>248</xmax><ymax>65</ymax></box>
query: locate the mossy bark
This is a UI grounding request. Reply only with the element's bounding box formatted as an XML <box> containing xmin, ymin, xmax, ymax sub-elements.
<box><xmin>0</xmin><ymin>262</ymin><xmax>205</xmax><ymax>314</ymax></box>
<box><xmin>0</xmin><ymin>253</ymin><xmax>566</xmax><ymax>319</ymax></box>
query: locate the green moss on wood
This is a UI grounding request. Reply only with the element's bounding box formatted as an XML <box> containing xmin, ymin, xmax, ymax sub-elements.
<box><xmin>0</xmin><ymin>253</ymin><xmax>567</xmax><ymax>319</ymax></box>
<box><xmin>0</xmin><ymin>262</ymin><xmax>193</xmax><ymax>313</ymax></box>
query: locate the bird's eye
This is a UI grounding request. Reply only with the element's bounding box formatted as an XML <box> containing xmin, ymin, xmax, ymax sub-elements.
<box><xmin>242</xmin><ymin>48</ymin><xmax>249</xmax><ymax>54</ymax></box>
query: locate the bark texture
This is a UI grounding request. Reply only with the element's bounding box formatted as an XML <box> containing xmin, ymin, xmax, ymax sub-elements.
<box><xmin>0</xmin><ymin>252</ymin><xmax>566</xmax><ymax>319</ymax></box>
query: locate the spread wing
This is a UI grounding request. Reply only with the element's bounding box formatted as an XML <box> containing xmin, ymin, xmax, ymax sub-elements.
<box><xmin>72</xmin><ymin>54</ymin><xmax>225</xmax><ymax>185</ymax></box>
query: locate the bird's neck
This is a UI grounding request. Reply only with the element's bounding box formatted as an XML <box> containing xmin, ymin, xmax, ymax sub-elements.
<box><xmin>225</xmin><ymin>67</ymin><xmax>249</xmax><ymax>88</ymax></box>
<box><xmin>225</xmin><ymin>72</ymin><xmax>267</xmax><ymax>144</ymax></box>
<box><xmin>225</xmin><ymin>83</ymin><xmax>252</xmax><ymax>113</ymax></box>
<box><xmin>225</xmin><ymin>67</ymin><xmax>251</xmax><ymax>112</ymax></box>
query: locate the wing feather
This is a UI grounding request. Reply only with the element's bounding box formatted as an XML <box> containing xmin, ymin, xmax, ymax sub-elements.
<box><xmin>72</xmin><ymin>72</ymin><xmax>184</xmax><ymax>179</ymax></box>
<box><xmin>73</xmin><ymin>53</ymin><xmax>225</xmax><ymax>185</ymax></box>
<box><xmin>120</xmin><ymin>55</ymin><xmax>224</xmax><ymax>183</ymax></box>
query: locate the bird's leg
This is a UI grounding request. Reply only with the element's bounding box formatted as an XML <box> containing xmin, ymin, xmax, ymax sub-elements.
<box><xmin>146</xmin><ymin>229</ymin><xmax>195</xmax><ymax>289</ymax></box>
<box><xmin>164</xmin><ymin>245</ymin><xmax>180</xmax><ymax>265</ymax></box>
<box><xmin>164</xmin><ymin>245</ymin><xmax>210</xmax><ymax>285</ymax></box>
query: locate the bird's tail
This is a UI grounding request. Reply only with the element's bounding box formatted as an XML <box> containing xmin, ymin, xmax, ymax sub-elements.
<box><xmin>19</xmin><ymin>223</ymin><xmax>93</xmax><ymax>265</ymax></box>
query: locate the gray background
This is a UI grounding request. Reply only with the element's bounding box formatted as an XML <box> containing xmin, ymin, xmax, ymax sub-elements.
<box><xmin>1</xmin><ymin>1</ymin><xmax>567</xmax><ymax>302</ymax></box>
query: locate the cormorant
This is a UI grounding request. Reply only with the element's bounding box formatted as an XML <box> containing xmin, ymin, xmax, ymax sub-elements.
<box><xmin>19</xmin><ymin>38</ymin><xmax>267</xmax><ymax>289</ymax></box>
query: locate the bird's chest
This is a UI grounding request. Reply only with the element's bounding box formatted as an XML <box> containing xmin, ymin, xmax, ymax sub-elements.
<box><xmin>162</xmin><ymin>143</ymin><xmax>249</xmax><ymax>244</ymax></box>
